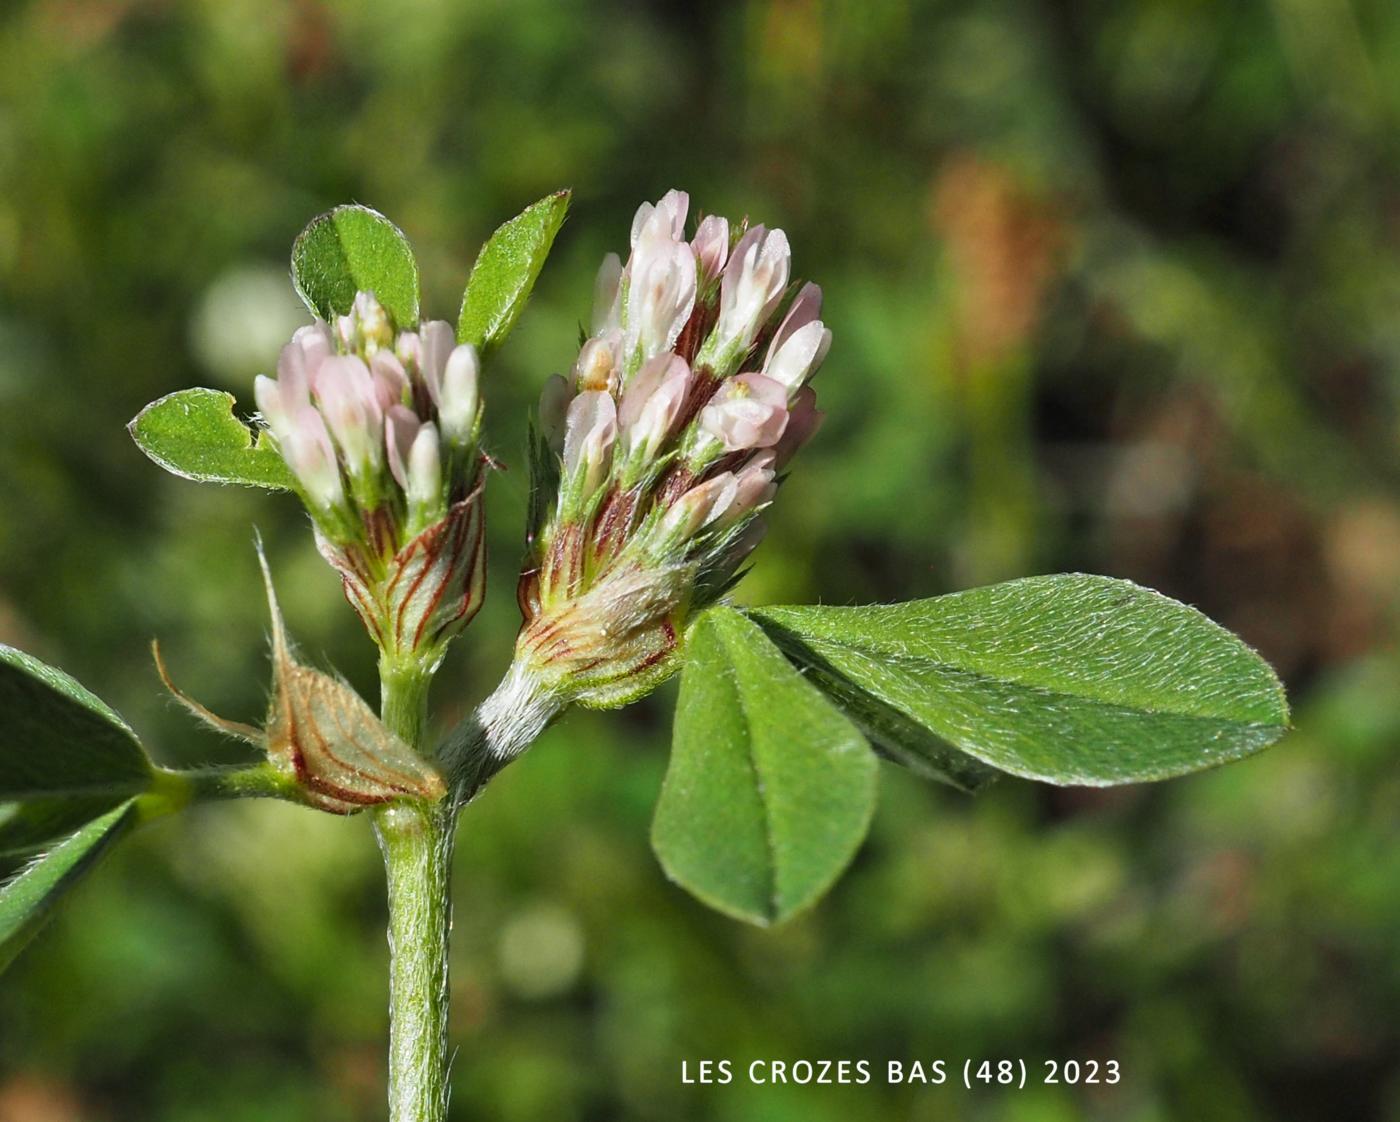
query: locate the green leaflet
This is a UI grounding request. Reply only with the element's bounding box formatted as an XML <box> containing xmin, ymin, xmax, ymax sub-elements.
<box><xmin>0</xmin><ymin>795</ymin><xmax>128</xmax><ymax>857</ymax></box>
<box><xmin>652</xmin><ymin>608</ymin><xmax>877</xmax><ymax>926</ymax></box>
<box><xmin>291</xmin><ymin>204</ymin><xmax>421</xmax><ymax>328</ymax></box>
<box><xmin>0</xmin><ymin>800</ymin><xmax>138</xmax><ymax>972</ymax></box>
<box><xmin>128</xmin><ymin>388</ymin><xmax>295</xmax><ymax>490</ymax></box>
<box><xmin>752</xmin><ymin>574</ymin><xmax>1290</xmax><ymax>787</ymax></box>
<box><xmin>457</xmin><ymin>190</ymin><xmax>571</xmax><ymax>352</ymax></box>
<box><xmin>0</xmin><ymin>644</ymin><xmax>155</xmax><ymax>801</ymax></box>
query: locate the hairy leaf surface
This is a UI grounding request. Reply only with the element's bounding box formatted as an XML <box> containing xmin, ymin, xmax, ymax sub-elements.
<box><xmin>652</xmin><ymin>608</ymin><xmax>876</xmax><ymax>925</ymax></box>
<box><xmin>753</xmin><ymin>575</ymin><xmax>1289</xmax><ymax>786</ymax></box>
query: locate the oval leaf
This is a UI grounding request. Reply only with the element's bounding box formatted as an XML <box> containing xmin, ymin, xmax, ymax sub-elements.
<box><xmin>652</xmin><ymin>607</ymin><xmax>877</xmax><ymax>926</ymax></box>
<box><xmin>129</xmin><ymin>388</ymin><xmax>295</xmax><ymax>490</ymax></box>
<box><xmin>753</xmin><ymin>575</ymin><xmax>1290</xmax><ymax>787</ymax></box>
<box><xmin>0</xmin><ymin>645</ymin><xmax>155</xmax><ymax>801</ymax></box>
<box><xmin>457</xmin><ymin>190</ymin><xmax>570</xmax><ymax>352</ymax></box>
<box><xmin>292</xmin><ymin>204</ymin><xmax>421</xmax><ymax>328</ymax></box>
<box><xmin>0</xmin><ymin>799</ymin><xmax>138</xmax><ymax>972</ymax></box>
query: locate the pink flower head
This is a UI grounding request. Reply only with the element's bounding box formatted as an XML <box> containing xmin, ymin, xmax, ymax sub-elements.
<box><xmin>698</xmin><ymin>372</ymin><xmax>790</xmax><ymax>452</ymax></box>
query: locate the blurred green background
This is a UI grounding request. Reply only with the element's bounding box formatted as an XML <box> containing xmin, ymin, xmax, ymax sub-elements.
<box><xmin>2</xmin><ymin>0</ymin><xmax>1399</xmax><ymax>1118</ymax></box>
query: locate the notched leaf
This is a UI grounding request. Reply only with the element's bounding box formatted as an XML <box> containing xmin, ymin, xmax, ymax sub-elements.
<box><xmin>154</xmin><ymin>546</ymin><xmax>445</xmax><ymax>814</ymax></box>
<box><xmin>129</xmin><ymin>388</ymin><xmax>295</xmax><ymax>490</ymax></box>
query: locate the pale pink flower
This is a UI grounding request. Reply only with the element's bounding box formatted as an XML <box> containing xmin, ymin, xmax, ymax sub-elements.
<box><xmin>592</xmin><ymin>253</ymin><xmax>623</xmax><ymax>335</ymax></box>
<box><xmin>283</xmin><ymin>406</ymin><xmax>345</xmax><ymax>509</ymax></box>
<box><xmin>660</xmin><ymin>471</ymin><xmax>740</xmax><ymax>541</ymax></box>
<box><xmin>619</xmin><ymin>354</ymin><xmax>691</xmax><ymax>462</ymax></box>
<box><xmin>698</xmin><ymin>372</ymin><xmax>790</xmax><ymax>451</ymax></box>
<box><xmin>762</xmin><ymin>319</ymin><xmax>831</xmax><ymax>394</ymax></box>
<box><xmin>691</xmin><ymin>215</ymin><xmax>730</xmax><ymax>285</ymax></box>
<box><xmin>715</xmin><ymin>225</ymin><xmax>791</xmax><ymax>354</ymax></box>
<box><xmin>772</xmin><ymin>385</ymin><xmax>824</xmax><ymax>468</ymax></box>
<box><xmin>562</xmin><ymin>390</ymin><xmax>618</xmax><ymax>499</ymax></box>
<box><xmin>384</xmin><ymin>404</ymin><xmax>421</xmax><ymax>490</ymax></box>
<box><xmin>314</xmin><ymin>355</ymin><xmax>384</xmax><ymax>477</ymax></box>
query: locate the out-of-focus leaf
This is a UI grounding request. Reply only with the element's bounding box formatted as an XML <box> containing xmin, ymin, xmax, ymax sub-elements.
<box><xmin>291</xmin><ymin>204</ymin><xmax>420</xmax><ymax>327</ymax></box>
<box><xmin>0</xmin><ymin>796</ymin><xmax>127</xmax><ymax>857</ymax></box>
<box><xmin>128</xmin><ymin>388</ymin><xmax>295</xmax><ymax>490</ymax></box>
<box><xmin>0</xmin><ymin>645</ymin><xmax>155</xmax><ymax>801</ymax></box>
<box><xmin>652</xmin><ymin>607</ymin><xmax>876</xmax><ymax>926</ymax></box>
<box><xmin>753</xmin><ymin>575</ymin><xmax>1289</xmax><ymax>787</ymax></box>
<box><xmin>0</xmin><ymin>800</ymin><xmax>138</xmax><ymax>972</ymax></box>
<box><xmin>457</xmin><ymin>190</ymin><xmax>571</xmax><ymax>352</ymax></box>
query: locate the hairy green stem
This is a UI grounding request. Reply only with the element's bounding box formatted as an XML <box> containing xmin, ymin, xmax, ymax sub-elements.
<box><xmin>374</xmin><ymin>660</ymin><xmax>454</xmax><ymax>1122</ymax></box>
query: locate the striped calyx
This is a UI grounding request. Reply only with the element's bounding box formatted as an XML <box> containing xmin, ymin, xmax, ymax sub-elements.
<box><xmin>154</xmin><ymin>546</ymin><xmax>444</xmax><ymax>814</ymax></box>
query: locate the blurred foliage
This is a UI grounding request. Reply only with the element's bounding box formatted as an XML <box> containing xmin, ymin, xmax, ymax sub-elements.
<box><xmin>1</xmin><ymin>0</ymin><xmax>1398</xmax><ymax>1119</ymax></box>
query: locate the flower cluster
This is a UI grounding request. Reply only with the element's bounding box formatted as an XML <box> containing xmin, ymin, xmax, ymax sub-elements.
<box><xmin>255</xmin><ymin>293</ymin><xmax>487</xmax><ymax>670</ymax></box>
<box><xmin>514</xmin><ymin>189</ymin><xmax>828</xmax><ymax>709</ymax></box>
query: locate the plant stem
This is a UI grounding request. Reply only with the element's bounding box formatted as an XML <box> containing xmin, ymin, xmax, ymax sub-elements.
<box><xmin>375</xmin><ymin>660</ymin><xmax>455</xmax><ymax>1122</ymax></box>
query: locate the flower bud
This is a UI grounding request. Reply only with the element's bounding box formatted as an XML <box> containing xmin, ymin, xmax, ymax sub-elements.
<box><xmin>254</xmin><ymin>373</ymin><xmax>291</xmax><ymax>436</ymax></box>
<box><xmin>417</xmin><ymin>320</ymin><xmax>456</xmax><ymax>407</ymax></box>
<box><xmin>407</xmin><ymin>421</ymin><xmax>442</xmax><ymax>512</ymax></box>
<box><xmin>714</xmin><ymin>224</ymin><xmax>791</xmax><ymax>356</ymax></box>
<box><xmin>698</xmin><ymin>372</ymin><xmax>789</xmax><ymax>452</ymax></box>
<box><xmin>370</xmin><ymin>350</ymin><xmax>410</xmax><ymax>412</ymax></box>
<box><xmin>692</xmin><ymin>214</ymin><xmax>730</xmax><ymax>285</ymax></box>
<box><xmin>631</xmin><ymin>189</ymin><xmax>689</xmax><ymax>247</ymax></box>
<box><xmin>440</xmin><ymin>343</ymin><xmax>481</xmax><ymax>446</ymax></box>
<box><xmin>719</xmin><ymin>450</ymin><xmax>778</xmax><ymax>527</ymax></box>
<box><xmin>592</xmin><ymin>252</ymin><xmax>623</xmax><ymax>335</ymax></box>
<box><xmin>538</xmin><ymin>373</ymin><xmax>573</xmax><ymax>452</ymax></box>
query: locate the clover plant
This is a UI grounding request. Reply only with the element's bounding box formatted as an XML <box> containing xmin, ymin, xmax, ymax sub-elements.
<box><xmin>0</xmin><ymin>190</ymin><xmax>1290</xmax><ymax>1121</ymax></box>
